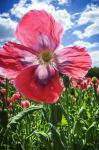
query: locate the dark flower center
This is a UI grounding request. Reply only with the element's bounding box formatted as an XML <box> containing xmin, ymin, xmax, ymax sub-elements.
<box><xmin>41</xmin><ymin>50</ymin><xmax>52</xmax><ymax>63</ymax></box>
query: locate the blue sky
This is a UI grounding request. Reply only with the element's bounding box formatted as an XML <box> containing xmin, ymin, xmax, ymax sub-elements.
<box><xmin>0</xmin><ymin>0</ymin><xmax>99</xmax><ymax>66</ymax></box>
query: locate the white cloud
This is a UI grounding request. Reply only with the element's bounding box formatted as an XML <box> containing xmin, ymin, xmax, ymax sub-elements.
<box><xmin>53</xmin><ymin>9</ymin><xmax>73</xmax><ymax>30</ymax></box>
<box><xmin>73</xmin><ymin>40</ymin><xmax>99</xmax><ymax>49</ymax></box>
<box><xmin>31</xmin><ymin>0</ymin><xmax>53</xmax><ymax>3</ymax></box>
<box><xmin>31</xmin><ymin>0</ymin><xmax>70</xmax><ymax>5</ymax></box>
<box><xmin>73</xmin><ymin>22</ymin><xmax>99</xmax><ymax>39</ymax></box>
<box><xmin>10</xmin><ymin>0</ymin><xmax>29</xmax><ymax>18</ymax></box>
<box><xmin>90</xmin><ymin>50</ymin><xmax>99</xmax><ymax>66</ymax></box>
<box><xmin>11</xmin><ymin>0</ymin><xmax>55</xmax><ymax>18</ymax></box>
<box><xmin>82</xmin><ymin>20</ymin><xmax>99</xmax><ymax>38</ymax></box>
<box><xmin>0</xmin><ymin>13</ymin><xmax>9</xmax><ymax>18</ymax></box>
<box><xmin>77</xmin><ymin>5</ymin><xmax>99</xmax><ymax>25</ymax></box>
<box><xmin>73</xmin><ymin>30</ymin><xmax>83</xmax><ymax>39</ymax></box>
<box><xmin>73</xmin><ymin>5</ymin><xmax>99</xmax><ymax>39</ymax></box>
<box><xmin>10</xmin><ymin>1</ymin><xmax>73</xmax><ymax>31</ymax></box>
<box><xmin>58</xmin><ymin>0</ymin><xmax>70</xmax><ymax>5</ymax></box>
<box><xmin>0</xmin><ymin>15</ymin><xmax>17</xmax><ymax>43</ymax></box>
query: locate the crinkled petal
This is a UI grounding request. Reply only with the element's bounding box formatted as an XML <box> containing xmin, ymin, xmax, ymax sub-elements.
<box><xmin>16</xmin><ymin>10</ymin><xmax>63</xmax><ymax>51</ymax></box>
<box><xmin>0</xmin><ymin>42</ymin><xmax>38</xmax><ymax>79</ymax></box>
<box><xmin>35</xmin><ymin>65</ymin><xmax>50</xmax><ymax>85</ymax></box>
<box><xmin>55</xmin><ymin>46</ymin><xmax>92</xmax><ymax>79</ymax></box>
<box><xmin>14</xmin><ymin>66</ymin><xmax>64</xmax><ymax>104</ymax></box>
<box><xmin>35</xmin><ymin>64</ymin><xmax>56</xmax><ymax>85</ymax></box>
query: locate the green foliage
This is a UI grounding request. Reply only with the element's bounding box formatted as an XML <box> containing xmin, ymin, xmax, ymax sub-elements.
<box><xmin>7</xmin><ymin>105</ymin><xmax>43</xmax><ymax>128</ymax></box>
<box><xmin>0</xmin><ymin>78</ymin><xmax>99</xmax><ymax>150</ymax></box>
<box><xmin>0</xmin><ymin>110</ymin><xmax>8</xmax><ymax>127</ymax></box>
<box><xmin>86</xmin><ymin>67</ymin><xmax>99</xmax><ymax>79</ymax></box>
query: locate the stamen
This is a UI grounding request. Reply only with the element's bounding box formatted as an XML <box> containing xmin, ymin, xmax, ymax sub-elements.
<box><xmin>38</xmin><ymin>50</ymin><xmax>54</xmax><ymax>65</ymax></box>
<box><xmin>41</xmin><ymin>51</ymin><xmax>52</xmax><ymax>62</ymax></box>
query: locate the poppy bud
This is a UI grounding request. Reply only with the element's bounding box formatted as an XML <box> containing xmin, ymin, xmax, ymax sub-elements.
<box><xmin>7</xmin><ymin>98</ymin><xmax>11</xmax><ymax>105</ymax></box>
<box><xmin>0</xmin><ymin>88</ymin><xmax>6</xmax><ymax>95</ymax></box>
<box><xmin>8</xmin><ymin>102</ymin><xmax>13</xmax><ymax>110</ymax></box>
<box><xmin>21</xmin><ymin>100</ymin><xmax>30</xmax><ymax>109</ymax></box>
<box><xmin>92</xmin><ymin>77</ymin><xmax>97</xmax><ymax>84</ymax></box>
<box><xmin>12</xmin><ymin>92</ymin><xmax>20</xmax><ymax>102</ymax></box>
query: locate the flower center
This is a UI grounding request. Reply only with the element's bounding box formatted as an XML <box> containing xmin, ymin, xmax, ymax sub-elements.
<box><xmin>41</xmin><ymin>50</ymin><xmax>52</xmax><ymax>63</ymax></box>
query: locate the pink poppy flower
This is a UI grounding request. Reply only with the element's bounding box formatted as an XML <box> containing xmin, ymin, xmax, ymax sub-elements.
<box><xmin>12</xmin><ymin>92</ymin><xmax>21</xmax><ymax>102</ymax></box>
<box><xmin>78</xmin><ymin>77</ymin><xmax>93</xmax><ymax>90</ymax></box>
<box><xmin>0</xmin><ymin>10</ymin><xmax>92</xmax><ymax>103</ymax></box>
<box><xmin>0</xmin><ymin>88</ymin><xmax>6</xmax><ymax>95</ymax></box>
<box><xmin>21</xmin><ymin>100</ymin><xmax>30</xmax><ymax>109</ymax></box>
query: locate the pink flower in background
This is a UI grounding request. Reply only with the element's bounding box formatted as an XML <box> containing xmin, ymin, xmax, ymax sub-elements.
<box><xmin>8</xmin><ymin>102</ymin><xmax>13</xmax><ymax>110</ymax></box>
<box><xmin>78</xmin><ymin>77</ymin><xmax>93</xmax><ymax>90</ymax></box>
<box><xmin>21</xmin><ymin>100</ymin><xmax>30</xmax><ymax>109</ymax></box>
<box><xmin>7</xmin><ymin>98</ymin><xmax>12</xmax><ymax>110</ymax></box>
<box><xmin>0</xmin><ymin>88</ymin><xmax>6</xmax><ymax>95</ymax></box>
<box><xmin>0</xmin><ymin>10</ymin><xmax>92</xmax><ymax>103</ymax></box>
<box><xmin>12</xmin><ymin>92</ymin><xmax>21</xmax><ymax>102</ymax></box>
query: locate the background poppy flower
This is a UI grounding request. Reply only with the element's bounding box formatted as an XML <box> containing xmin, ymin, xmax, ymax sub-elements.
<box><xmin>0</xmin><ymin>10</ymin><xmax>92</xmax><ymax>103</ymax></box>
<box><xmin>21</xmin><ymin>100</ymin><xmax>30</xmax><ymax>109</ymax></box>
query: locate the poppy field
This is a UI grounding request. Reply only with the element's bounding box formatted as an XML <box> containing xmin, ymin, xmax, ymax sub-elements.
<box><xmin>0</xmin><ymin>76</ymin><xmax>99</xmax><ymax>150</ymax></box>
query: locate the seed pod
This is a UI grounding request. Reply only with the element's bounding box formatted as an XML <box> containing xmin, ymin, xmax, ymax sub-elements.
<box><xmin>92</xmin><ymin>77</ymin><xmax>97</xmax><ymax>84</ymax></box>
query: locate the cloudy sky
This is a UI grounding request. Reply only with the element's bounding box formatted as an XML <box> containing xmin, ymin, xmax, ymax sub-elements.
<box><xmin>0</xmin><ymin>0</ymin><xmax>99</xmax><ymax>67</ymax></box>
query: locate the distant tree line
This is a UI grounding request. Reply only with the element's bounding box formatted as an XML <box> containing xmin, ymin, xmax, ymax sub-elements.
<box><xmin>86</xmin><ymin>67</ymin><xmax>99</xmax><ymax>79</ymax></box>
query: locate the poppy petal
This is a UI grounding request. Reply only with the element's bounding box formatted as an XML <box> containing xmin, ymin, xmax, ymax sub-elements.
<box><xmin>14</xmin><ymin>66</ymin><xmax>64</xmax><ymax>104</ymax></box>
<box><xmin>35</xmin><ymin>64</ymin><xmax>56</xmax><ymax>85</ymax></box>
<box><xmin>55</xmin><ymin>46</ymin><xmax>92</xmax><ymax>79</ymax></box>
<box><xmin>0</xmin><ymin>42</ymin><xmax>38</xmax><ymax>79</ymax></box>
<box><xmin>16</xmin><ymin>10</ymin><xmax>63</xmax><ymax>51</ymax></box>
<box><xmin>35</xmin><ymin>65</ymin><xmax>50</xmax><ymax>85</ymax></box>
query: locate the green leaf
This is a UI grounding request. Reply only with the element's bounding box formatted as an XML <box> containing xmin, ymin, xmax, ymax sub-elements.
<box><xmin>85</xmin><ymin>122</ymin><xmax>97</xmax><ymax>143</ymax></box>
<box><xmin>61</xmin><ymin>115</ymin><xmax>68</xmax><ymax>126</ymax></box>
<box><xmin>50</xmin><ymin>104</ymin><xmax>62</xmax><ymax>125</ymax></box>
<box><xmin>15</xmin><ymin>142</ymin><xmax>25</xmax><ymax>150</ymax></box>
<box><xmin>7</xmin><ymin>105</ymin><xmax>43</xmax><ymax>128</ymax></box>
<box><xmin>27</xmin><ymin>131</ymin><xmax>52</xmax><ymax>150</ymax></box>
<box><xmin>49</xmin><ymin>123</ymin><xmax>66</xmax><ymax>150</ymax></box>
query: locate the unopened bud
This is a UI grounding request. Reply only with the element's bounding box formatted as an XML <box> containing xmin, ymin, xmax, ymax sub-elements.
<box><xmin>92</xmin><ymin>77</ymin><xmax>97</xmax><ymax>84</ymax></box>
<box><xmin>0</xmin><ymin>88</ymin><xmax>6</xmax><ymax>95</ymax></box>
<box><xmin>21</xmin><ymin>100</ymin><xmax>30</xmax><ymax>109</ymax></box>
